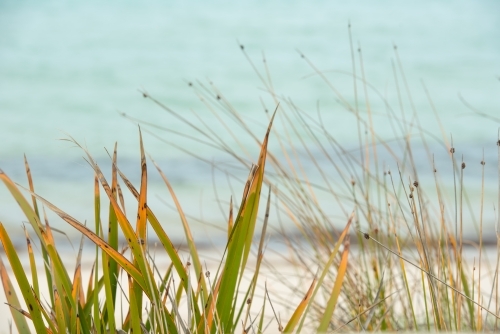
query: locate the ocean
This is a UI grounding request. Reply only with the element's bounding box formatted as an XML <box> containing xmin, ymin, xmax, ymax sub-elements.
<box><xmin>1</xmin><ymin>0</ymin><xmax>500</xmax><ymax>242</ymax></box>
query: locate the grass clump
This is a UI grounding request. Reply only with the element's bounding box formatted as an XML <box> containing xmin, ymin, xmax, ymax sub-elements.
<box><xmin>1</xmin><ymin>36</ymin><xmax>500</xmax><ymax>333</ymax></box>
<box><xmin>1</xmin><ymin>114</ymin><xmax>346</xmax><ymax>333</ymax></box>
<box><xmin>127</xmin><ymin>40</ymin><xmax>500</xmax><ymax>332</ymax></box>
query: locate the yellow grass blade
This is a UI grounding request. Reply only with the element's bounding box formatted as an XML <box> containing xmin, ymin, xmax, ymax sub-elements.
<box><xmin>395</xmin><ymin>233</ymin><xmax>418</xmax><ymax>329</ymax></box>
<box><xmin>317</xmin><ymin>239</ymin><xmax>350</xmax><ymax>332</ymax></box>
<box><xmin>297</xmin><ymin>212</ymin><xmax>353</xmax><ymax>332</ymax></box>
<box><xmin>149</xmin><ymin>157</ymin><xmax>209</xmax><ymax>303</ymax></box>
<box><xmin>283</xmin><ymin>277</ymin><xmax>317</xmax><ymax>333</ymax></box>
<box><xmin>0</xmin><ymin>170</ymin><xmax>44</xmax><ymax>242</ymax></box>
<box><xmin>54</xmin><ymin>288</ymin><xmax>67</xmax><ymax>334</ymax></box>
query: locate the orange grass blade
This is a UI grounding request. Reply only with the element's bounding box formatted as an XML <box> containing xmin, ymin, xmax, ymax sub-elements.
<box><xmin>136</xmin><ymin>129</ymin><xmax>148</xmax><ymax>248</ymax></box>
<box><xmin>23</xmin><ymin>190</ymin><xmax>149</xmax><ymax>295</ymax></box>
<box><xmin>318</xmin><ymin>239</ymin><xmax>350</xmax><ymax>332</ymax></box>
<box><xmin>132</xmin><ymin>130</ymin><xmax>148</xmax><ymax>321</ymax></box>
<box><xmin>115</xmin><ymin>166</ymin><xmax>201</xmax><ymax>320</ymax></box>
<box><xmin>283</xmin><ymin>277</ymin><xmax>317</xmax><ymax>333</ymax></box>
<box><xmin>240</xmin><ymin>109</ymin><xmax>276</xmax><ymax>271</ymax></box>
<box><xmin>23</xmin><ymin>155</ymin><xmax>40</xmax><ymax>219</ymax></box>
<box><xmin>71</xmin><ymin>236</ymin><xmax>85</xmax><ymax>330</ymax></box>
<box><xmin>64</xmin><ymin>136</ymin><xmax>157</xmax><ymax>298</ymax></box>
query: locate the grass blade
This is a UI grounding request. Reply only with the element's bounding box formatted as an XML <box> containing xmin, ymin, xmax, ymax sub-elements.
<box><xmin>0</xmin><ymin>256</ymin><xmax>31</xmax><ymax>334</ymax></box>
<box><xmin>297</xmin><ymin>212</ymin><xmax>353</xmax><ymax>332</ymax></box>
<box><xmin>0</xmin><ymin>223</ymin><xmax>47</xmax><ymax>333</ymax></box>
<box><xmin>283</xmin><ymin>277</ymin><xmax>317</xmax><ymax>333</ymax></box>
<box><xmin>317</xmin><ymin>238</ymin><xmax>350</xmax><ymax>332</ymax></box>
<box><xmin>25</xmin><ymin>189</ymin><xmax>149</xmax><ymax>295</ymax></box>
<box><xmin>215</xmin><ymin>109</ymin><xmax>276</xmax><ymax>333</ymax></box>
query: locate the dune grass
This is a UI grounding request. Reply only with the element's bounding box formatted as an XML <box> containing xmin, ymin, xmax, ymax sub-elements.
<box><xmin>0</xmin><ymin>113</ymin><xmax>352</xmax><ymax>333</ymax></box>
<box><xmin>1</xmin><ymin>36</ymin><xmax>500</xmax><ymax>333</ymax></box>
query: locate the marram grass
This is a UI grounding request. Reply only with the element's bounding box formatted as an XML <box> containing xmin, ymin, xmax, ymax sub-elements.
<box><xmin>2</xmin><ymin>41</ymin><xmax>500</xmax><ymax>333</ymax></box>
<box><xmin>0</xmin><ymin>110</ymin><xmax>352</xmax><ymax>333</ymax></box>
<box><xmin>125</xmin><ymin>42</ymin><xmax>500</xmax><ymax>332</ymax></box>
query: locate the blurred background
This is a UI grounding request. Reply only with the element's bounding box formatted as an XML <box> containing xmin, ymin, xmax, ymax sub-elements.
<box><xmin>1</xmin><ymin>0</ymin><xmax>499</xmax><ymax>243</ymax></box>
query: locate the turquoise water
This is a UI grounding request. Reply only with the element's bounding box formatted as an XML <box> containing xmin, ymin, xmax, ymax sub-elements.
<box><xmin>1</xmin><ymin>0</ymin><xmax>500</xmax><ymax>240</ymax></box>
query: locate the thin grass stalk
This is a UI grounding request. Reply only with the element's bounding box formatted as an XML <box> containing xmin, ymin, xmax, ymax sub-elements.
<box><xmin>478</xmin><ymin>151</ymin><xmax>486</xmax><ymax>330</ymax></box>
<box><xmin>361</xmin><ymin>229</ymin><xmax>500</xmax><ymax>320</ymax></box>
<box><xmin>296</xmin><ymin>213</ymin><xmax>353</xmax><ymax>332</ymax></box>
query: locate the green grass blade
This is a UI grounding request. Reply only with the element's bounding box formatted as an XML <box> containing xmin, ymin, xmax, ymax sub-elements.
<box><xmin>102</xmin><ymin>250</ymin><xmax>117</xmax><ymax>333</ymax></box>
<box><xmin>108</xmin><ymin>143</ymin><xmax>119</xmax><ymax>306</ymax></box>
<box><xmin>257</xmin><ymin>296</ymin><xmax>266</xmax><ymax>334</ymax></box>
<box><xmin>23</xmin><ymin>227</ymin><xmax>40</xmax><ymax>304</ymax></box>
<box><xmin>128</xmin><ymin>275</ymin><xmax>143</xmax><ymax>334</ymax></box>
<box><xmin>1</xmin><ymin>168</ymin><xmax>55</xmax><ymax>307</ymax></box>
<box><xmin>0</xmin><ymin>170</ymin><xmax>45</xmax><ymax>245</ymax></box>
<box><xmin>242</xmin><ymin>186</ymin><xmax>272</xmax><ymax>330</ymax></box>
<box><xmin>216</xmin><ymin>111</ymin><xmax>275</xmax><ymax>333</ymax></box>
<box><xmin>0</xmin><ymin>222</ymin><xmax>47</xmax><ymax>333</ymax></box>
<box><xmin>0</xmin><ymin>256</ymin><xmax>31</xmax><ymax>334</ymax></box>
<box><xmin>22</xmin><ymin>157</ymin><xmax>55</xmax><ymax>309</ymax></box>
<box><xmin>93</xmin><ymin>173</ymin><xmax>103</xmax><ymax>334</ymax></box>
<box><xmin>43</xmin><ymin>220</ymin><xmax>77</xmax><ymax>316</ymax></box>
<box><xmin>150</xmin><ymin>157</ymin><xmax>208</xmax><ymax>303</ymax></box>
<box><xmin>240</xmin><ymin>110</ymin><xmax>276</xmax><ymax>272</ymax></box>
